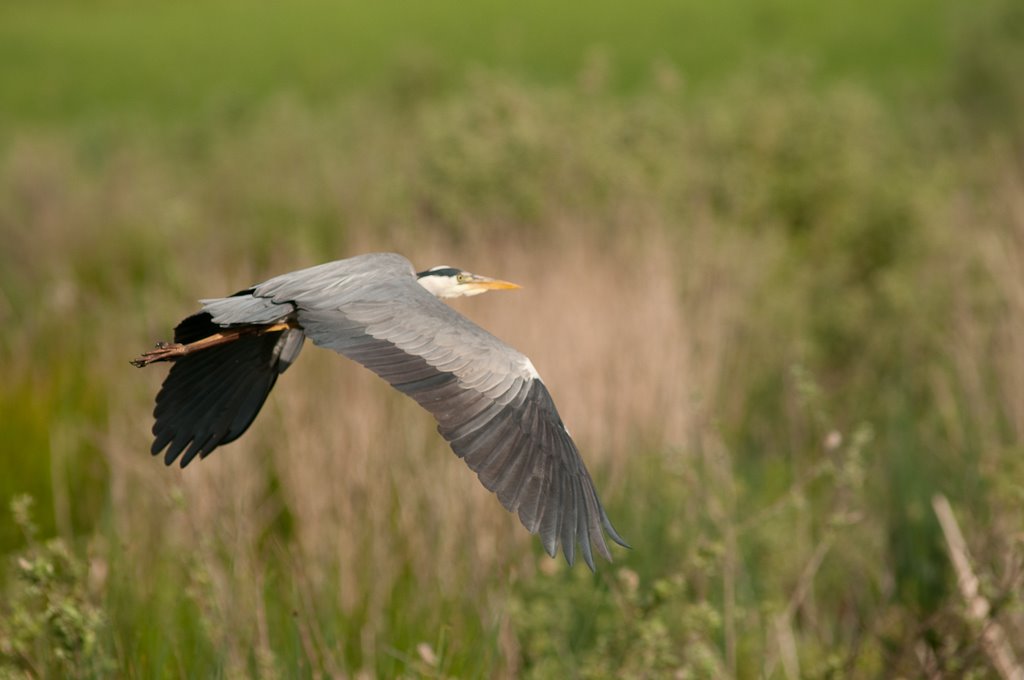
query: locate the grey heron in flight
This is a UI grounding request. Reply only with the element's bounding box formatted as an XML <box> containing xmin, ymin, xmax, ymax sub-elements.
<box><xmin>133</xmin><ymin>252</ymin><xmax>627</xmax><ymax>569</ymax></box>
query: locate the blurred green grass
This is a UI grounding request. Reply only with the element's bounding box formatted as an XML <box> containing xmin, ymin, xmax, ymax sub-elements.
<box><xmin>3</xmin><ymin>0</ymin><xmax>1024</xmax><ymax>677</ymax></box>
<box><xmin>0</xmin><ymin>0</ymin><xmax>954</xmax><ymax>128</ymax></box>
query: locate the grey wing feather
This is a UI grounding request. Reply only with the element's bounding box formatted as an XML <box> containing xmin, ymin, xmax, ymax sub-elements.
<box><xmin>201</xmin><ymin>290</ymin><xmax>292</xmax><ymax>326</ymax></box>
<box><xmin>235</xmin><ymin>252</ymin><xmax>627</xmax><ymax>568</ymax></box>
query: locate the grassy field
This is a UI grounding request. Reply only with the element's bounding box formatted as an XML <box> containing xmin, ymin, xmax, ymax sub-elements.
<box><xmin>0</xmin><ymin>0</ymin><xmax>956</xmax><ymax>129</ymax></box>
<box><xmin>2</xmin><ymin>0</ymin><xmax>1024</xmax><ymax>677</ymax></box>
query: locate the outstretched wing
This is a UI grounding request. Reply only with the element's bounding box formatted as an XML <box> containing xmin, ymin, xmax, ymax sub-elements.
<box><xmin>216</xmin><ymin>252</ymin><xmax>627</xmax><ymax>569</ymax></box>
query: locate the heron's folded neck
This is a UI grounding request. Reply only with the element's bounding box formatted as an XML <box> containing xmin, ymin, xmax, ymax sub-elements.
<box><xmin>417</xmin><ymin>276</ymin><xmax>463</xmax><ymax>299</ymax></box>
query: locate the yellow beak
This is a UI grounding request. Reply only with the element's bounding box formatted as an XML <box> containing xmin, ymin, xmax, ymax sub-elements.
<box><xmin>467</xmin><ymin>275</ymin><xmax>521</xmax><ymax>291</ymax></box>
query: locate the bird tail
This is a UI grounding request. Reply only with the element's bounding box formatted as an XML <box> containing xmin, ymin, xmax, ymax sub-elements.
<box><xmin>146</xmin><ymin>312</ymin><xmax>304</xmax><ymax>467</ymax></box>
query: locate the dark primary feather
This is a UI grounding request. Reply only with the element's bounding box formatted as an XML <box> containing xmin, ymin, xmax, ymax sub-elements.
<box><xmin>150</xmin><ymin>252</ymin><xmax>627</xmax><ymax>568</ymax></box>
<box><xmin>149</xmin><ymin>312</ymin><xmax>304</xmax><ymax>467</ymax></box>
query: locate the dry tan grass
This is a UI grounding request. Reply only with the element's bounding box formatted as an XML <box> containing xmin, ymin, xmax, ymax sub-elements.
<box><xmin>11</xmin><ymin>73</ymin><xmax>1023</xmax><ymax>672</ymax></box>
<box><xmin>0</xmin><ymin>103</ymin><xmax>776</xmax><ymax>665</ymax></box>
<box><xmin>87</xmin><ymin>215</ymin><xmax>769</xmax><ymax>671</ymax></box>
<box><xmin>988</xmin><ymin>164</ymin><xmax>1024</xmax><ymax>441</ymax></box>
<box><xmin>934</xmin><ymin>154</ymin><xmax>1024</xmax><ymax>646</ymax></box>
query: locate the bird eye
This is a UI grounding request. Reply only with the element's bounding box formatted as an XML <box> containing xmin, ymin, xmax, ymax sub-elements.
<box><xmin>456</xmin><ymin>273</ymin><xmax>470</xmax><ymax>283</ymax></box>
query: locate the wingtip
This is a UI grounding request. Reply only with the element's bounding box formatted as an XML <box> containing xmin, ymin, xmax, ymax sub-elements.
<box><xmin>607</xmin><ymin>529</ymin><xmax>631</xmax><ymax>551</ymax></box>
<box><xmin>538</xmin><ymin>517</ymin><xmax>629</xmax><ymax>570</ymax></box>
<box><xmin>562</xmin><ymin>541</ymin><xmax>575</xmax><ymax>568</ymax></box>
<box><xmin>602</xmin><ymin>509</ymin><xmax>631</xmax><ymax>550</ymax></box>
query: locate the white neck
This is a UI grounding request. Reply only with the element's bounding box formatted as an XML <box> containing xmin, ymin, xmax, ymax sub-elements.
<box><xmin>417</xmin><ymin>276</ymin><xmax>463</xmax><ymax>299</ymax></box>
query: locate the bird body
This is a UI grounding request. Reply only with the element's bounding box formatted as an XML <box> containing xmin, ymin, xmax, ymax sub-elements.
<box><xmin>134</xmin><ymin>252</ymin><xmax>627</xmax><ymax>569</ymax></box>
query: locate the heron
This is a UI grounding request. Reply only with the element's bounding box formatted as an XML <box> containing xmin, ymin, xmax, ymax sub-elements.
<box><xmin>132</xmin><ymin>252</ymin><xmax>627</xmax><ymax>569</ymax></box>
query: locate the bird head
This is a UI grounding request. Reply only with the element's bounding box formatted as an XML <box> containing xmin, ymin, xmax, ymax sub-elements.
<box><xmin>416</xmin><ymin>266</ymin><xmax>521</xmax><ymax>299</ymax></box>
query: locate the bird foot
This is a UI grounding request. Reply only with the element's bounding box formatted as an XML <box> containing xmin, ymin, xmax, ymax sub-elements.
<box><xmin>130</xmin><ymin>342</ymin><xmax>185</xmax><ymax>367</ymax></box>
<box><xmin>130</xmin><ymin>321</ymin><xmax>296</xmax><ymax>368</ymax></box>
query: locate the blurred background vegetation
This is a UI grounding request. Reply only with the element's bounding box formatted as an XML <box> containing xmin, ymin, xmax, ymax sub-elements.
<box><xmin>2</xmin><ymin>0</ymin><xmax>1023</xmax><ymax>677</ymax></box>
